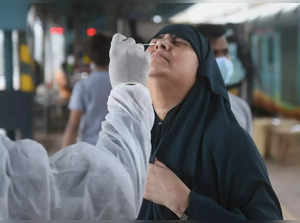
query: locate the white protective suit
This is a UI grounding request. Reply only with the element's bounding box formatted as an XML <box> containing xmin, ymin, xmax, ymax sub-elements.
<box><xmin>0</xmin><ymin>34</ymin><xmax>153</xmax><ymax>220</ymax></box>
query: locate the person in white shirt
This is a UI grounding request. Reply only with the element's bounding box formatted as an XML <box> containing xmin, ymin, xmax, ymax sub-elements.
<box><xmin>63</xmin><ymin>33</ymin><xmax>112</xmax><ymax>146</ymax></box>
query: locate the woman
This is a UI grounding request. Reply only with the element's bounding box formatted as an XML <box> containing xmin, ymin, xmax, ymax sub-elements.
<box><xmin>138</xmin><ymin>24</ymin><xmax>282</xmax><ymax>220</ymax></box>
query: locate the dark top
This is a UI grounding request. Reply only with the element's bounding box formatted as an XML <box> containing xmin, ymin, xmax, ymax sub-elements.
<box><xmin>138</xmin><ymin>24</ymin><xmax>282</xmax><ymax>221</ymax></box>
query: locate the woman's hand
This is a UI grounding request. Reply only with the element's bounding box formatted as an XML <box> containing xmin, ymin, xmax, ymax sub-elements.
<box><xmin>144</xmin><ymin>159</ymin><xmax>191</xmax><ymax>218</ymax></box>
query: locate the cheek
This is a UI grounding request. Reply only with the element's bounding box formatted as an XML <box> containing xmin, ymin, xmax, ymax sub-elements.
<box><xmin>174</xmin><ymin>52</ymin><xmax>198</xmax><ymax>76</ymax></box>
<box><xmin>148</xmin><ymin>58</ymin><xmax>169</xmax><ymax>77</ymax></box>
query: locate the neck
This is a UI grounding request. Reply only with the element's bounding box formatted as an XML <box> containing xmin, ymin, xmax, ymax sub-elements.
<box><xmin>147</xmin><ymin>77</ymin><xmax>192</xmax><ymax>120</ymax></box>
<box><xmin>93</xmin><ymin>65</ymin><xmax>107</xmax><ymax>72</ymax></box>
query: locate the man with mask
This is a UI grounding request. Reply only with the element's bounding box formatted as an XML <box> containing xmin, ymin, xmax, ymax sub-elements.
<box><xmin>197</xmin><ymin>24</ymin><xmax>253</xmax><ymax>135</ymax></box>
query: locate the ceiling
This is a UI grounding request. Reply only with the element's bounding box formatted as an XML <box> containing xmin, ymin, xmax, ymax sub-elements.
<box><xmin>0</xmin><ymin>0</ymin><xmax>197</xmax><ymax>31</ymax></box>
<box><xmin>0</xmin><ymin>0</ymin><xmax>195</xmax><ymax>29</ymax></box>
<box><xmin>29</xmin><ymin>0</ymin><xmax>194</xmax><ymax>24</ymax></box>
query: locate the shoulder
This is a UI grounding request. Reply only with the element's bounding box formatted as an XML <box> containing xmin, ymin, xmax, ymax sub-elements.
<box><xmin>206</xmin><ymin>115</ymin><xmax>256</xmax><ymax>157</ymax></box>
<box><xmin>228</xmin><ymin>94</ymin><xmax>249</xmax><ymax>108</ymax></box>
<box><xmin>228</xmin><ymin>93</ymin><xmax>251</xmax><ymax>117</ymax></box>
<box><xmin>87</xmin><ymin>71</ymin><xmax>110</xmax><ymax>87</ymax></box>
<box><xmin>72</xmin><ymin>78</ymin><xmax>86</xmax><ymax>92</ymax></box>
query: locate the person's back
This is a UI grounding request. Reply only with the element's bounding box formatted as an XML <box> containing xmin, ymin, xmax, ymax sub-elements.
<box><xmin>69</xmin><ymin>71</ymin><xmax>111</xmax><ymax>145</ymax></box>
<box><xmin>63</xmin><ymin>32</ymin><xmax>112</xmax><ymax>146</ymax></box>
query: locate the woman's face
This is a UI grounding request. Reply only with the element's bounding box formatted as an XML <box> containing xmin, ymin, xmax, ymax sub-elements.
<box><xmin>146</xmin><ymin>34</ymin><xmax>199</xmax><ymax>87</ymax></box>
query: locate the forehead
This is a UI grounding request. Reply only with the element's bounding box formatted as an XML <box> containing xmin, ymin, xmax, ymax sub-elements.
<box><xmin>211</xmin><ymin>36</ymin><xmax>228</xmax><ymax>50</ymax></box>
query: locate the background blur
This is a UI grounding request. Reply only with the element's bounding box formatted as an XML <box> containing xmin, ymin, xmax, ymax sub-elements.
<box><xmin>0</xmin><ymin>0</ymin><xmax>299</xmax><ymax>220</ymax></box>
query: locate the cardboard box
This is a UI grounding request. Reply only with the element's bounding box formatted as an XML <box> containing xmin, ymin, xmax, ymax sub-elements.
<box><xmin>269</xmin><ymin>122</ymin><xmax>300</xmax><ymax>165</ymax></box>
<box><xmin>253</xmin><ymin>118</ymin><xmax>274</xmax><ymax>158</ymax></box>
<box><xmin>253</xmin><ymin>118</ymin><xmax>299</xmax><ymax>160</ymax></box>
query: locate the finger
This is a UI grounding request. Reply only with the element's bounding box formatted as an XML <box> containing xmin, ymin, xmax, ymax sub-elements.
<box><xmin>155</xmin><ymin>159</ymin><xmax>167</xmax><ymax>168</ymax></box>
<box><xmin>136</xmin><ymin>45</ymin><xmax>148</xmax><ymax>59</ymax></box>
<box><xmin>112</xmin><ymin>33</ymin><xmax>127</xmax><ymax>42</ymax></box>
<box><xmin>147</xmin><ymin>164</ymin><xmax>155</xmax><ymax>174</ymax></box>
<box><xmin>110</xmin><ymin>33</ymin><xmax>128</xmax><ymax>56</ymax></box>
<box><xmin>136</xmin><ymin>43</ymin><xmax>145</xmax><ymax>51</ymax></box>
<box><xmin>125</xmin><ymin>37</ymin><xmax>136</xmax><ymax>45</ymax></box>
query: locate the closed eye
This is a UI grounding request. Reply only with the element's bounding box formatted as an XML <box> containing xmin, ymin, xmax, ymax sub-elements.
<box><xmin>172</xmin><ymin>38</ymin><xmax>191</xmax><ymax>48</ymax></box>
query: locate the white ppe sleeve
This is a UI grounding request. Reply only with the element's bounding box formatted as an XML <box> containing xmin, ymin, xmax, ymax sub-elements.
<box><xmin>0</xmin><ymin>83</ymin><xmax>154</xmax><ymax>220</ymax></box>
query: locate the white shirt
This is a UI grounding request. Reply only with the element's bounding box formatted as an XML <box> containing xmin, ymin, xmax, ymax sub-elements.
<box><xmin>229</xmin><ymin>93</ymin><xmax>253</xmax><ymax>136</ymax></box>
<box><xmin>68</xmin><ymin>70</ymin><xmax>111</xmax><ymax>145</ymax></box>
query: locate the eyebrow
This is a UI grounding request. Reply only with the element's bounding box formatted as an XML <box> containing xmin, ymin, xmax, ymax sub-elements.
<box><xmin>156</xmin><ymin>34</ymin><xmax>166</xmax><ymax>39</ymax></box>
<box><xmin>154</xmin><ymin>34</ymin><xmax>191</xmax><ymax>46</ymax></box>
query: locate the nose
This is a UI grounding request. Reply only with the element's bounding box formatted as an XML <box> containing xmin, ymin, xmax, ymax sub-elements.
<box><xmin>155</xmin><ymin>39</ymin><xmax>168</xmax><ymax>50</ymax></box>
<box><xmin>155</xmin><ymin>34</ymin><xmax>173</xmax><ymax>51</ymax></box>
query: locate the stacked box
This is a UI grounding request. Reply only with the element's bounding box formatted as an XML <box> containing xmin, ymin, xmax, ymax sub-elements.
<box><xmin>269</xmin><ymin>121</ymin><xmax>300</xmax><ymax>165</ymax></box>
<box><xmin>253</xmin><ymin>118</ymin><xmax>274</xmax><ymax>158</ymax></box>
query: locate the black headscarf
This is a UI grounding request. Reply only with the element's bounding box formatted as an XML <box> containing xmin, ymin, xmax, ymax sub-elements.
<box><xmin>139</xmin><ymin>24</ymin><xmax>282</xmax><ymax>220</ymax></box>
<box><xmin>148</xmin><ymin>24</ymin><xmax>240</xmax><ymax>160</ymax></box>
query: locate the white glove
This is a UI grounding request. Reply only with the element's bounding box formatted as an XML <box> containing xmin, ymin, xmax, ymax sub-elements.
<box><xmin>109</xmin><ymin>33</ymin><xmax>150</xmax><ymax>88</ymax></box>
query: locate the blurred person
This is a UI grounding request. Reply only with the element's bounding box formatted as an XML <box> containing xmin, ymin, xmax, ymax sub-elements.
<box><xmin>0</xmin><ymin>34</ymin><xmax>153</xmax><ymax>220</ymax></box>
<box><xmin>197</xmin><ymin>24</ymin><xmax>253</xmax><ymax>135</ymax></box>
<box><xmin>62</xmin><ymin>32</ymin><xmax>112</xmax><ymax>146</ymax></box>
<box><xmin>33</xmin><ymin>60</ymin><xmax>44</xmax><ymax>88</ymax></box>
<box><xmin>137</xmin><ymin>24</ymin><xmax>282</xmax><ymax>220</ymax></box>
<box><xmin>54</xmin><ymin>62</ymin><xmax>71</xmax><ymax>105</ymax></box>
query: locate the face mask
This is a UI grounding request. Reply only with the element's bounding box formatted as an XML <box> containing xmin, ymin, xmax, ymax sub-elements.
<box><xmin>216</xmin><ymin>57</ymin><xmax>234</xmax><ymax>85</ymax></box>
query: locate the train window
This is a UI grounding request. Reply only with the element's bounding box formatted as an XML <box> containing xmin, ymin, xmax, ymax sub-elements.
<box><xmin>257</xmin><ymin>39</ymin><xmax>262</xmax><ymax>70</ymax></box>
<box><xmin>267</xmin><ymin>37</ymin><xmax>274</xmax><ymax>72</ymax></box>
<box><xmin>281</xmin><ymin>27</ymin><xmax>298</xmax><ymax>105</ymax></box>
<box><xmin>251</xmin><ymin>32</ymin><xmax>281</xmax><ymax>100</ymax></box>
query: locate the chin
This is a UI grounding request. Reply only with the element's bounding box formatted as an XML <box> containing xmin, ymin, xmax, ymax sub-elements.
<box><xmin>148</xmin><ymin>67</ymin><xmax>169</xmax><ymax>78</ymax></box>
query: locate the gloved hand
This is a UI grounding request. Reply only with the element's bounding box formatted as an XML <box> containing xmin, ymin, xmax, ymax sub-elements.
<box><xmin>109</xmin><ymin>33</ymin><xmax>150</xmax><ymax>88</ymax></box>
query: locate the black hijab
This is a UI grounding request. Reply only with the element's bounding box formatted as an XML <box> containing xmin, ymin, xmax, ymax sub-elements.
<box><xmin>148</xmin><ymin>24</ymin><xmax>240</xmax><ymax>161</ymax></box>
<box><xmin>139</xmin><ymin>24</ymin><xmax>282</xmax><ymax>220</ymax></box>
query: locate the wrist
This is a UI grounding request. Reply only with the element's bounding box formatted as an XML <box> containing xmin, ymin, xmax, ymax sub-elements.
<box><xmin>169</xmin><ymin>187</ymin><xmax>191</xmax><ymax>218</ymax></box>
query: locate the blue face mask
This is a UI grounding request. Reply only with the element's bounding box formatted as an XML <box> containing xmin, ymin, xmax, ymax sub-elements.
<box><xmin>216</xmin><ymin>57</ymin><xmax>234</xmax><ymax>86</ymax></box>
